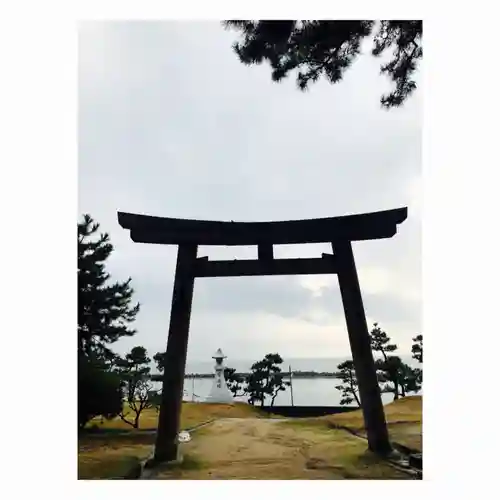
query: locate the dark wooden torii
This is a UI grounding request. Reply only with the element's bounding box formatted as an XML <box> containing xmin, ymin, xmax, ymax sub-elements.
<box><xmin>118</xmin><ymin>207</ymin><xmax>408</xmax><ymax>462</ymax></box>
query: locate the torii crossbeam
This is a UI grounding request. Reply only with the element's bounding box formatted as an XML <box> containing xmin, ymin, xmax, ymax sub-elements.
<box><xmin>118</xmin><ymin>207</ymin><xmax>408</xmax><ymax>462</ymax></box>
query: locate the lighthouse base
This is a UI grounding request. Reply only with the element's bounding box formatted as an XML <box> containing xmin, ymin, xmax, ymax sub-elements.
<box><xmin>205</xmin><ymin>385</ymin><xmax>234</xmax><ymax>404</ymax></box>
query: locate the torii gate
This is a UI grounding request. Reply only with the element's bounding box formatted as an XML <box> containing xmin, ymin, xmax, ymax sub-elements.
<box><xmin>118</xmin><ymin>207</ymin><xmax>407</xmax><ymax>463</ymax></box>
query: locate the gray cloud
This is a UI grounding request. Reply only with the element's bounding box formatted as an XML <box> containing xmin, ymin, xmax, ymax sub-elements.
<box><xmin>194</xmin><ymin>276</ymin><xmax>312</xmax><ymax>318</ymax></box>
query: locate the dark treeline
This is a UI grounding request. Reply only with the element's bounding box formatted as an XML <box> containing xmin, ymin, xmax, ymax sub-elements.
<box><xmin>152</xmin><ymin>371</ymin><xmax>343</xmax><ymax>380</ymax></box>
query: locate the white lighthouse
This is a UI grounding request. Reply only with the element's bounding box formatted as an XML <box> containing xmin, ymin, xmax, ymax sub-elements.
<box><xmin>205</xmin><ymin>348</ymin><xmax>234</xmax><ymax>404</ymax></box>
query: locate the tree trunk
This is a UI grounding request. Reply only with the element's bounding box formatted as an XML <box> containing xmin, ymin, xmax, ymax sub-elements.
<box><xmin>353</xmin><ymin>391</ymin><xmax>361</xmax><ymax>407</ymax></box>
<box><xmin>393</xmin><ymin>380</ymin><xmax>399</xmax><ymax>400</ymax></box>
<box><xmin>349</xmin><ymin>371</ymin><xmax>361</xmax><ymax>406</ymax></box>
<box><xmin>119</xmin><ymin>413</ymin><xmax>135</xmax><ymax>428</ymax></box>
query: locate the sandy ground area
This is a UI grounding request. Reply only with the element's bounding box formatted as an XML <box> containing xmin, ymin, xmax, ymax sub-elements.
<box><xmin>153</xmin><ymin>417</ymin><xmax>411</xmax><ymax>480</ymax></box>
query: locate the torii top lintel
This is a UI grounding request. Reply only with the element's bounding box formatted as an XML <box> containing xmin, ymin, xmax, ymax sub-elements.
<box><xmin>117</xmin><ymin>207</ymin><xmax>407</xmax><ymax>246</ymax></box>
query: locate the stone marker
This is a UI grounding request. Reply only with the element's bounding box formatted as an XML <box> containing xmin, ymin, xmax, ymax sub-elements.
<box><xmin>178</xmin><ymin>431</ymin><xmax>191</xmax><ymax>443</ymax></box>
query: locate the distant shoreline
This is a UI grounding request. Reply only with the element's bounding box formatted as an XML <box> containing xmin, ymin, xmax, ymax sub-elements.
<box><xmin>151</xmin><ymin>371</ymin><xmax>342</xmax><ymax>381</ymax></box>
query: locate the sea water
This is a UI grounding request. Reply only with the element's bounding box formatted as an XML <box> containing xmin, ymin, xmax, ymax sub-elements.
<box><xmin>153</xmin><ymin>356</ymin><xmax>423</xmax><ymax>407</ymax></box>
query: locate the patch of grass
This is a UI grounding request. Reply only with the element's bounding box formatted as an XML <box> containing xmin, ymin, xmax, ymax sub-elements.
<box><xmin>86</xmin><ymin>401</ymin><xmax>265</xmax><ymax>431</ymax></box>
<box><xmin>326</xmin><ymin>449</ymin><xmax>411</xmax><ymax>480</ymax></box>
<box><xmin>280</xmin><ymin>418</ymin><xmax>331</xmax><ymax>432</ymax></box>
<box><xmin>181</xmin><ymin>402</ymin><xmax>266</xmax><ymax>429</ymax></box>
<box><xmin>279</xmin><ymin>425</ymin><xmax>411</xmax><ymax>479</ymax></box>
<box><xmin>388</xmin><ymin>422</ymin><xmax>422</xmax><ymax>452</ymax></box>
<box><xmin>78</xmin><ymin>445</ymin><xmax>150</xmax><ymax>479</ymax></box>
<box><xmin>79</xmin><ymin>432</ymin><xmax>155</xmax><ymax>451</ymax></box>
<box><xmin>150</xmin><ymin>453</ymin><xmax>206</xmax><ymax>479</ymax></box>
<box><xmin>326</xmin><ymin>396</ymin><xmax>421</xmax><ymax>429</ymax></box>
<box><xmin>87</xmin><ymin>408</ymin><xmax>158</xmax><ymax>430</ymax></box>
<box><xmin>279</xmin><ymin>396</ymin><xmax>423</xmax><ymax>454</ymax></box>
<box><xmin>78</xmin><ymin>432</ymin><xmax>155</xmax><ymax>479</ymax></box>
<box><xmin>171</xmin><ymin>453</ymin><xmax>206</xmax><ymax>471</ymax></box>
<box><xmin>324</xmin><ymin>396</ymin><xmax>422</xmax><ymax>452</ymax></box>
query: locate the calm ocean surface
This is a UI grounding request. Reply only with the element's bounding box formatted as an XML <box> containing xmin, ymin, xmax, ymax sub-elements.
<box><xmin>154</xmin><ymin>357</ymin><xmax>422</xmax><ymax>407</ymax></box>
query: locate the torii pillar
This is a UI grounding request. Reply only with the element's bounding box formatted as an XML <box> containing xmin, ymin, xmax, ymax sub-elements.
<box><xmin>154</xmin><ymin>243</ymin><xmax>197</xmax><ymax>462</ymax></box>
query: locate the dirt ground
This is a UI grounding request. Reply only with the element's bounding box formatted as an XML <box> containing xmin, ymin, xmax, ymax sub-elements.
<box><xmin>152</xmin><ymin>418</ymin><xmax>412</xmax><ymax>480</ymax></box>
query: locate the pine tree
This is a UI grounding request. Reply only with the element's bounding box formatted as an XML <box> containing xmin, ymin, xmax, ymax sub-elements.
<box><xmin>224</xmin><ymin>20</ymin><xmax>422</xmax><ymax>109</ymax></box>
<box><xmin>245</xmin><ymin>353</ymin><xmax>289</xmax><ymax>407</ymax></box>
<box><xmin>78</xmin><ymin>351</ymin><xmax>123</xmax><ymax>429</ymax></box>
<box><xmin>370</xmin><ymin>323</ymin><xmax>398</xmax><ymax>362</ymax></box>
<box><xmin>153</xmin><ymin>351</ymin><xmax>167</xmax><ymax>372</ymax></box>
<box><xmin>376</xmin><ymin>355</ymin><xmax>421</xmax><ymax>400</ymax></box>
<box><xmin>369</xmin><ymin>323</ymin><xmax>422</xmax><ymax>401</ymax></box>
<box><xmin>224</xmin><ymin>367</ymin><xmax>246</xmax><ymax>398</ymax></box>
<box><xmin>78</xmin><ymin>214</ymin><xmax>140</xmax><ymax>428</ymax></box>
<box><xmin>370</xmin><ymin>323</ymin><xmax>400</xmax><ymax>400</ymax></box>
<box><xmin>335</xmin><ymin>360</ymin><xmax>361</xmax><ymax>406</ymax></box>
<box><xmin>397</xmin><ymin>362</ymin><xmax>422</xmax><ymax>397</ymax></box>
<box><xmin>78</xmin><ymin>214</ymin><xmax>140</xmax><ymax>360</ymax></box>
<box><xmin>115</xmin><ymin>346</ymin><xmax>156</xmax><ymax>429</ymax></box>
<box><xmin>411</xmin><ymin>334</ymin><xmax>423</xmax><ymax>386</ymax></box>
<box><xmin>412</xmin><ymin>334</ymin><xmax>423</xmax><ymax>363</ymax></box>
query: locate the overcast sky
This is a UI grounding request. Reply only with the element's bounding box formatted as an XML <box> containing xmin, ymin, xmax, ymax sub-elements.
<box><xmin>78</xmin><ymin>21</ymin><xmax>421</xmax><ymax>364</ymax></box>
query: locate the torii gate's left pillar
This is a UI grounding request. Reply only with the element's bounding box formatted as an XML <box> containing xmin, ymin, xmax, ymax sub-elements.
<box><xmin>153</xmin><ymin>243</ymin><xmax>198</xmax><ymax>462</ymax></box>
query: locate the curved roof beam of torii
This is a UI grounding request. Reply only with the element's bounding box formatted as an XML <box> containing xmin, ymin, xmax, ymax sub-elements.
<box><xmin>117</xmin><ymin>207</ymin><xmax>407</xmax><ymax>246</ymax></box>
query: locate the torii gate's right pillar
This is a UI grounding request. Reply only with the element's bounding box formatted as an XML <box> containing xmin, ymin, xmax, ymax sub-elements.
<box><xmin>333</xmin><ymin>240</ymin><xmax>391</xmax><ymax>455</ymax></box>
